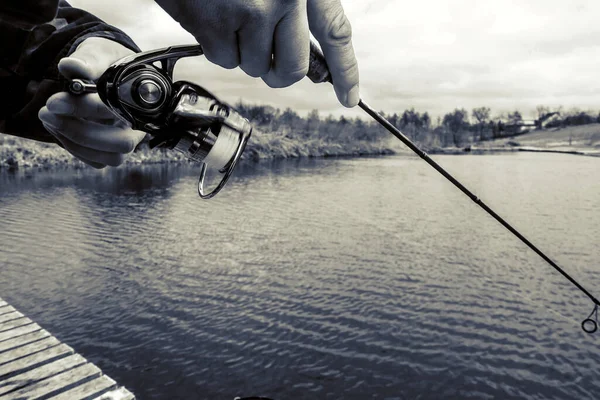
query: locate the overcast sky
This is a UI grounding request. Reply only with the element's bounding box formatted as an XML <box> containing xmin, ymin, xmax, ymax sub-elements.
<box><xmin>70</xmin><ymin>0</ymin><xmax>600</xmax><ymax>120</ymax></box>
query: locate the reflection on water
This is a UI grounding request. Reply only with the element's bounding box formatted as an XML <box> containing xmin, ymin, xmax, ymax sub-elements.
<box><xmin>0</xmin><ymin>153</ymin><xmax>599</xmax><ymax>400</ymax></box>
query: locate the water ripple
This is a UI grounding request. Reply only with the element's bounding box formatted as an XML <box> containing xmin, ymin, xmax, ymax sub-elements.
<box><xmin>1</xmin><ymin>155</ymin><xmax>599</xmax><ymax>399</ymax></box>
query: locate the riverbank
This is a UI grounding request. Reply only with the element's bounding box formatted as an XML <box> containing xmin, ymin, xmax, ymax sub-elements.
<box><xmin>0</xmin><ymin>131</ymin><xmax>397</xmax><ymax>170</ymax></box>
<box><xmin>3</xmin><ymin>123</ymin><xmax>599</xmax><ymax>169</ymax></box>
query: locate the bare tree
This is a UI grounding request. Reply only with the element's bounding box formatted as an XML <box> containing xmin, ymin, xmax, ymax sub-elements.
<box><xmin>536</xmin><ymin>105</ymin><xmax>550</xmax><ymax>120</ymax></box>
<box><xmin>507</xmin><ymin>110</ymin><xmax>523</xmax><ymax>125</ymax></box>
<box><xmin>472</xmin><ymin>107</ymin><xmax>491</xmax><ymax>141</ymax></box>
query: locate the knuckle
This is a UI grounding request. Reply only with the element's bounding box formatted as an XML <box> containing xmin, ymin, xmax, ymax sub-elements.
<box><xmin>240</xmin><ymin>66</ymin><xmax>260</xmax><ymax>78</ymax></box>
<box><xmin>278</xmin><ymin>0</ymin><xmax>302</xmax><ymax>9</ymax></box>
<box><xmin>220</xmin><ymin>60</ymin><xmax>239</xmax><ymax>70</ymax></box>
<box><xmin>240</xmin><ymin>62</ymin><xmax>270</xmax><ymax>78</ymax></box>
<box><xmin>276</xmin><ymin>65</ymin><xmax>309</xmax><ymax>87</ymax></box>
<box><xmin>242</xmin><ymin>2</ymin><xmax>270</xmax><ymax>23</ymax></box>
<box><xmin>336</xmin><ymin>62</ymin><xmax>359</xmax><ymax>84</ymax></box>
<box><xmin>262</xmin><ymin>76</ymin><xmax>279</xmax><ymax>89</ymax></box>
<box><xmin>204</xmin><ymin>52</ymin><xmax>239</xmax><ymax>70</ymax></box>
<box><xmin>320</xmin><ymin>8</ymin><xmax>353</xmax><ymax>44</ymax></box>
<box><xmin>264</xmin><ymin>80</ymin><xmax>280</xmax><ymax>89</ymax></box>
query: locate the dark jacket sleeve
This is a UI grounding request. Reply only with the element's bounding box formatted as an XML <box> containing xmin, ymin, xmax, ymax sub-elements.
<box><xmin>0</xmin><ymin>0</ymin><xmax>140</xmax><ymax>143</ymax></box>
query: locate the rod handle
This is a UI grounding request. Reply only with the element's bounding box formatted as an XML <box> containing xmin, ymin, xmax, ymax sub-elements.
<box><xmin>307</xmin><ymin>39</ymin><xmax>333</xmax><ymax>84</ymax></box>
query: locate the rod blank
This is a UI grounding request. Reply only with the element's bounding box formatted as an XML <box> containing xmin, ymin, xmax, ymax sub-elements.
<box><xmin>358</xmin><ymin>99</ymin><xmax>600</xmax><ymax>308</ymax></box>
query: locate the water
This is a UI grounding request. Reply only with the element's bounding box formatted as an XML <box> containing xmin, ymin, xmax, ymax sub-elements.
<box><xmin>0</xmin><ymin>153</ymin><xmax>599</xmax><ymax>400</ymax></box>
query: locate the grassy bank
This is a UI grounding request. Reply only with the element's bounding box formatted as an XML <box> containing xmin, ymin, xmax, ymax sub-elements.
<box><xmin>0</xmin><ymin>129</ymin><xmax>398</xmax><ymax>170</ymax></box>
<box><xmin>3</xmin><ymin>122</ymin><xmax>599</xmax><ymax>170</ymax></box>
<box><xmin>429</xmin><ymin>124</ymin><xmax>600</xmax><ymax>157</ymax></box>
<box><xmin>480</xmin><ymin>123</ymin><xmax>600</xmax><ymax>156</ymax></box>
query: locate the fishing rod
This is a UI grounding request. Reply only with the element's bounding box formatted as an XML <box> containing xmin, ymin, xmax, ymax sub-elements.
<box><xmin>68</xmin><ymin>40</ymin><xmax>598</xmax><ymax>333</ymax></box>
<box><xmin>304</xmin><ymin>41</ymin><xmax>600</xmax><ymax>334</ymax></box>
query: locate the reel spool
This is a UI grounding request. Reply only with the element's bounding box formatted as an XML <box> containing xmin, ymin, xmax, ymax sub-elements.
<box><xmin>68</xmin><ymin>45</ymin><xmax>252</xmax><ymax>199</ymax></box>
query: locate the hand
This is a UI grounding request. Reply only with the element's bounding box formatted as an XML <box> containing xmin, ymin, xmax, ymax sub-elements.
<box><xmin>38</xmin><ymin>37</ymin><xmax>147</xmax><ymax>169</ymax></box>
<box><xmin>154</xmin><ymin>0</ymin><xmax>360</xmax><ymax>107</ymax></box>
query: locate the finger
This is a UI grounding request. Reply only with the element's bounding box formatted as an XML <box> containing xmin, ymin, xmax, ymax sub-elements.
<box><xmin>43</xmin><ymin>123</ymin><xmax>106</xmax><ymax>169</ymax></box>
<box><xmin>59</xmin><ymin>134</ymin><xmax>124</xmax><ymax>167</ymax></box>
<box><xmin>198</xmin><ymin>31</ymin><xmax>240</xmax><ymax>69</ymax></box>
<box><xmin>263</xmin><ymin>4</ymin><xmax>310</xmax><ymax>88</ymax></box>
<box><xmin>307</xmin><ymin>0</ymin><xmax>360</xmax><ymax>107</ymax></box>
<box><xmin>238</xmin><ymin>23</ymin><xmax>273</xmax><ymax>78</ymax></box>
<box><xmin>58</xmin><ymin>37</ymin><xmax>134</xmax><ymax>80</ymax></box>
<box><xmin>39</xmin><ymin>108</ymin><xmax>146</xmax><ymax>154</ymax></box>
<box><xmin>43</xmin><ymin>123</ymin><xmax>125</xmax><ymax>167</ymax></box>
<box><xmin>46</xmin><ymin>92</ymin><xmax>120</xmax><ymax>121</ymax></box>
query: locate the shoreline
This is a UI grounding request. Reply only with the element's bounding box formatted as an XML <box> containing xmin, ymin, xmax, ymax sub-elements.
<box><xmin>428</xmin><ymin>145</ymin><xmax>600</xmax><ymax>157</ymax></box>
<box><xmin>0</xmin><ymin>133</ymin><xmax>399</xmax><ymax>170</ymax></box>
<box><xmin>2</xmin><ymin>129</ymin><xmax>599</xmax><ymax>171</ymax></box>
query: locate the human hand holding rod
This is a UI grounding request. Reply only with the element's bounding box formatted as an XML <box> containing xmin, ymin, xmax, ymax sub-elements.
<box><xmin>153</xmin><ymin>0</ymin><xmax>360</xmax><ymax>107</ymax></box>
<box><xmin>22</xmin><ymin>0</ymin><xmax>357</xmax><ymax>170</ymax></box>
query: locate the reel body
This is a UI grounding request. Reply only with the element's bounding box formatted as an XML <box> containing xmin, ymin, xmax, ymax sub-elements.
<box><xmin>68</xmin><ymin>45</ymin><xmax>252</xmax><ymax>199</ymax></box>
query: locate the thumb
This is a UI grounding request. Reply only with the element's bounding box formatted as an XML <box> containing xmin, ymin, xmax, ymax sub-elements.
<box><xmin>307</xmin><ymin>0</ymin><xmax>360</xmax><ymax>107</ymax></box>
<box><xmin>58</xmin><ymin>37</ymin><xmax>135</xmax><ymax>80</ymax></box>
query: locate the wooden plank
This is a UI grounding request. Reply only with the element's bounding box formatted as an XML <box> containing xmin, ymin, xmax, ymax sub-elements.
<box><xmin>0</xmin><ymin>313</ymin><xmax>23</xmax><ymax>325</ymax></box>
<box><xmin>0</xmin><ymin>337</ymin><xmax>60</xmax><ymax>365</ymax></box>
<box><xmin>0</xmin><ymin>298</ymin><xmax>135</xmax><ymax>399</ymax></box>
<box><xmin>0</xmin><ymin>343</ymin><xmax>73</xmax><ymax>378</ymax></box>
<box><xmin>92</xmin><ymin>387</ymin><xmax>135</xmax><ymax>400</ymax></box>
<box><xmin>49</xmin><ymin>375</ymin><xmax>117</xmax><ymax>400</ymax></box>
<box><xmin>0</xmin><ymin>324</ymin><xmax>41</xmax><ymax>343</ymax></box>
<box><xmin>0</xmin><ymin>307</ymin><xmax>14</xmax><ymax>317</ymax></box>
<box><xmin>0</xmin><ymin>318</ymin><xmax>32</xmax><ymax>334</ymax></box>
<box><xmin>0</xmin><ymin>330</ymin><xmax>51</xmax><ymax>354</ymax></box>
<box><xmin>1</xmin><ymin>363</ymin><xmax>101</xmax><ymax>399</ymax></box>
<box><xmin>0</xmin><ymin>354</ymin><xmax>86</xmax><ymax>396</ymax></box>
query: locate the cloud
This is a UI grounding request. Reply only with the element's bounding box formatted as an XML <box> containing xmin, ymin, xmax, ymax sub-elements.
<box><xmin>70</xmin><ymin>0</ymin><xmax>600</xmax><ymax>119</ymax></box>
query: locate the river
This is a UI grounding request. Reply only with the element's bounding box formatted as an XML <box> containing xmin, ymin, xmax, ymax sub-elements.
<box><xmin>0</xmin><ymin>153</ymin><xmax>599</xmax><ymax>400</ymax></box>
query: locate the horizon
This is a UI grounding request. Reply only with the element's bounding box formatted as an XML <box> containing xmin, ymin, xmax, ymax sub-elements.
<box><xmin>69</xmin><ymin>0</ymin><xmax>600</xmax><ymax>120</ymax></box>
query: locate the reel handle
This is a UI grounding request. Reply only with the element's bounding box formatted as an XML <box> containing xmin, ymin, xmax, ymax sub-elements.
<box><xmin>68</xmin><ymin>79</ymin><xmax>97</xmax><ymax>95</ymax></box>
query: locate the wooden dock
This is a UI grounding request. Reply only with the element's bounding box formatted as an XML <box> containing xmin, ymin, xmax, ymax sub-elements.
<box><xmin>0</xmin><ymin>298</ymin><xmax>135</xmax><ymax>400</ymax></box>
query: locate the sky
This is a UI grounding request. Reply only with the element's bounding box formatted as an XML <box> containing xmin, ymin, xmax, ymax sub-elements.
<box><xmin>69</xmin><ymin>0</ymin><xmax>600</xmax><ymax>120</ymax></box>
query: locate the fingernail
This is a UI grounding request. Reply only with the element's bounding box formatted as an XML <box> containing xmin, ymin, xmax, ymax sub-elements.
<box><xmin>48</xmin><ymin>99</ymin><xmax>74</xmax><ymax>114</ymax></box>
<box><xmin>347</xmin><ymin>85</ymin><xmax>360</xmax><ymax>107</ymax></box>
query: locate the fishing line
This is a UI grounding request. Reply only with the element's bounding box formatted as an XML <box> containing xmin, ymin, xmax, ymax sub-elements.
<box><xmin>356</xmin><ymin>100</ymin><xmax>599</xmax><ymax>333</ymax></box>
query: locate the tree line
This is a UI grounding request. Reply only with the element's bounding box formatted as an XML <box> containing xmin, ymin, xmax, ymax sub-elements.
<box><xmin>235</xmin><ymin>102</ymin><xmax>600</xmax><ymax>148</ymax></box>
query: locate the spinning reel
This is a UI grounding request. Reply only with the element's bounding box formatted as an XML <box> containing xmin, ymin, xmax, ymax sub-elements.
<box><xmin>68</xmin><ymin>45</ymin><xmax>252</xmax><ymax>199</ymax></box>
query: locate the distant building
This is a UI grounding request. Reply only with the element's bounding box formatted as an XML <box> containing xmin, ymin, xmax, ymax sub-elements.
<box><xmin>535</xmin><ymin>112</ymin><xmax>561</xmax><ymax>129</ymax></box>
